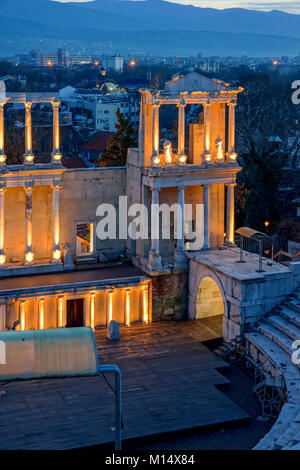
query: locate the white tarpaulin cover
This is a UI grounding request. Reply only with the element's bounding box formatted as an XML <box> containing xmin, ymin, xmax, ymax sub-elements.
<box><xmin>0</xmin><ymin>327</ymin><xmax>99</xmax><ymax>381</ymax></box>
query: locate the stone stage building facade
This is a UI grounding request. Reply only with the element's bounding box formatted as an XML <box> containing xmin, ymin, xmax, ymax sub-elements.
<box><xmin>0</xmin><ymin>73</ymin><xmax>299</xmax><ymax>341</ymax></box>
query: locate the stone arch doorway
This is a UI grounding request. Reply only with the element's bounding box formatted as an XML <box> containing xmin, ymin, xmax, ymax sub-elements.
<box><xmin>195</xmin><ymin>276</ymin><xmax>225</xmax><ymax>338</ymax></box>
<box><xmin>196</xmin><ymin>276</ymin><xmax>225</xmax><ymax>319</ymax></box>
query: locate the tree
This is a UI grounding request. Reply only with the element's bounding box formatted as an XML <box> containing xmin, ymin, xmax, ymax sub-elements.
<box><xmin>236</xmin><ymin>142</ymin><xmax>287</xmax><ymax>232</ymax></box>
<box><xmin>98</xmin><ymin>108</ymin><xmax>137</xmax><ymax>167</ymax></box>
<box><xmin>234</xmin><ymin>72</ymin><xmax>300</xmax><ymax>233</ymax></box>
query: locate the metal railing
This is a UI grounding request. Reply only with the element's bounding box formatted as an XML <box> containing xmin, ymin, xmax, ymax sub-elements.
<box><xmin>234</xmin><ymin>233</ymin><xmax>285</xmax><ymax>272</ymax></box>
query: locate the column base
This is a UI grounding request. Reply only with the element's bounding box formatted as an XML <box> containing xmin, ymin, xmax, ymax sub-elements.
<box><xmin>202</xmin><ymin>245</ymin><xmax>211</xmax><ymax>251</ymax></box>
<box><xmin>177</xmin><ymin>154</ymin><xmax>187</xmax><ymax>165</ymax></box>
<box><xmin>24</xmin><ymin>254</ymin><xmax>34</xmax><ymax>265</ymax></box>
<box><xmin>202</xmin><ymin>153</ymin><xmax>212</xmax><ymax>165</ymax></box>
<box><xmin>225</xmin><ymin>241</ymin><xmax>236</xmax><ymax>248</ymax></box>
<box><xmin>0</xmin><ymin>154</ymin><xmax>7</xmax><ymax>165</ymax></box>
<box><xmin>23</xmin><ymin>154</ymin><xmax>35</xmax><ymax>164</ymax></box>
<box><xmin>0</xmin><ymin>250</ymin><xmax>6</xmax><ymax>267</ymax></box>
<box><xmin>51</xmin><ymin>153</ymin><xmax>62</xmax><ymax>164</ymax></box>
<box><xmin>226</xmin><ymin>152</ymin><xmax>238</xmax><ymax>164</ymax></box>
<box><xmin>51</xmin><ymin>247</ymin><xmax>62</xmax><ymax>264</ymax></box>
<box><xmin>148</xmin><ymin>251</ymin><xmax>162</xmax><ymax>271</ymax></box>
<box><xmin>174</xmin><ymin>249</ymin><xmax>187</xmax><ymax>267</ymax></box>
<box><xmin>151</xmin><ymin>154</ymin><xmax>161</xmax><ymax>167</ymax></box>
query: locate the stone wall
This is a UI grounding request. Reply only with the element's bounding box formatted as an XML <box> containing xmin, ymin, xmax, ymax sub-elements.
<box><xmin>5</xmin><ymin>185</ymin><xmax>53</xmax><ymax>263</ymax></box>
<box><xmin>60</xmin><ymin>167</ymin><xmax>126</xmax><ymax>257</ymax></box>
<box><xmin>151</xmin><ymin>270</ymin><xmax>189</xmax><ymax>322</ymax></box>
<box><xmin>3</xmin><ymin>167</ymin><xmax>127</xmax><ymax>264</ymax></box>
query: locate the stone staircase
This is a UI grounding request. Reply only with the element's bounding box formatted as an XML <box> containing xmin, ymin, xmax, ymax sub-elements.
<box><xmin>245</xmin><ymin>289</ymin><xmax>300</xmax><ymax>450</ymax></box>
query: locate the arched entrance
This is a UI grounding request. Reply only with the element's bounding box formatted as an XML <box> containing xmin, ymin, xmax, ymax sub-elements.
<box><xmin>195</xmin><ymin>276</ymin><xmax>225</xmax><ymax>337</ymax></box>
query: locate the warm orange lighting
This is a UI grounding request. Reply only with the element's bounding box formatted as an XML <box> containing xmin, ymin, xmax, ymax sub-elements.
<box><xmin>163</xmin><ymin>141</ymin><xmax>172</xmax><ymax>165</ymax></box>
<box><xmin>107</xmin><ymin>290</ymin><xmax>113</xmax><ymax>324</ymax></box>
<box><xmin>129</xmin><ymin>60</ymin><xmax>136</xmax><ymax>67</ymax></box>
<box><xmin>25</xmin><ymin>154</ymin><xmax>34</xmax><ymax>164</ymax></box>
<box><xmin>25</xmin><ymin>251</ymin><xmax>34</xmax><ymax>264</ymax></box>
<box><xmin>178</xmin><ymin>154</ymin><xmax>187</xmax><ymax>164</ymax></box>
<box><xmin>53</xmin><ymin>249</ymin><xmax>61</xmax><ymax>261</ymax></box>
<box><xmin>273</xmin><ymin>60</ymin><xmax>278</xmax><ymax>66</ymax></box>
<box><xmin>153</xmin><ymin>155</ymin><xmax>160</xmax><ymax>166</ymax></box>
<box><xmin>58</xmin><ymin>296</ymin><xmax>64</xmax><ymax>327</ymax></box>
<box><xmin>0</xmin><ymin>155</ymin><xmax>6</xmax><ymax>164</ymax></box>
<box><xmin>94</xmin><ymin>60</ymin><xmax>100</xmax><ymax>67</ymax></box>
<box><xmin>125</xmin><ymin>289</ymin><xmax>130</xmax><ymax>326</ymax></box>
<box><xmin>39</xmin><ymin>298</ymin><xmax>45</xmax><ymax>330</ymax></box>
<box><xmin>229</xmin><ymin>152</ymin><xmax>237</xmax><ymax>162</ymax></box>
<box><xmin>264</xmin><ymin>221</ymin><xmax>270</xmax><ymax>228</ymax></box>
<box><xmin>90</xmin><ymin>293</ymin><xmax>95</xmax><ymax>329</ymax></box>
<box><xmin>204</xmin><ymin>153</ymin><xmax>212</xmax><ymax>163</ymax></box>
<box><xmin>142</xmin><ymin>287</ymin><xmax>149</xmax><ymax>324</ymax></box>
<box><xmin>47</xmin><ymin>60</ymin><xmax>53</xmax><ymax>67</ymax></box>
<box><xmin>20</xmin><ymin>301</ymin><xmax>26</xmax><ymax>331</ymax></box>
<box><xmin>52</xmin><ymin>153</ymin><xmax>62</xmax><ymax>162</ymax></box>
<box><xmin>0</xmin><ymin>254</ymin><xmax>5</xmax><ymax>266</ymax></box>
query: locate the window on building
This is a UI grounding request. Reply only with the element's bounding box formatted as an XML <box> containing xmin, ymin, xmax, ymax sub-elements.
<box><xmin>75</xmin><ymin>222</ymin><xmax>95</xmax><ymax>256</ymax></box>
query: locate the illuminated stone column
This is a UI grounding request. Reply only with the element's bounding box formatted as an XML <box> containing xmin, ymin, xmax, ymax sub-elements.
<box><xmin>125</xmin><ymin>289</ymin><xmax>131</xmax><ymax>326</ymax></box>
<box><xmin>24</xmin><ymin>183</ymin><xmax>34</xmax><ymax>265</ymax></box>
<box><xmin>177</xmin><ymin>102</ymin><xmax>187</xmax><ymax>164</ymax></box>
<box><xmin>20</xmin><ymin>300</ymin><xmax>26</xmax><ymax>331</ymax></box>
<box><xmin>0</xmin><ymin>103</ymin><xmax>7</xmax><ymax>165</ymax></box>
<box><xmin>175</xmin><ymin>185</ymin><xmax>186</xmax><ymax>265</ymax></box>
<box><xmin>203</xmin><ymin>184</ymin><xmax>211</xmax><ymax>250</ymax></box>
<box><xmin>0</xmin><ymin>183</ymin><xmax>6</xmax><ymax>266</ymax></box>
<box><xmin>202</xmin><ymin>102</ymin><xmax>212</xmax><ymax>164</ymax></box>
<box><xmin>51</xmin><ymin>101</ymin><xmax>62</xmax><ymax>163</ymax></box>
<box><xmin>90</xmin><ymin>292</ymin><xmax>95</xmax><ymax>329</ymax></box>
<box><xmin>148</xmin><ymin>187</ymin><xmax>162</xmax><ymax>269</ymax></box>
<box><xmin>58</xmin><ymin>295</ymin><xmax>64</xmax><ymax>327</ymax></box>
<box><xmin>142</xmin><ymin>286</ymin><xmax>149</xmax><ymax>324</ymax></box>
<box><xmin>107</xmin><ymin>289</ymin><xmax>114</xmax><ymax>325</ymax></box>
<box><xmin>24</xmin><ymin>102</ymin><xmax>34</xmax><ymax>164</ymax></box>
<box><xmin>227</xmin><ymin>102</ymin><xmax>237</xmax><ymax>163</ymax></box>
<box><xmin>0</xmin><ymin>304</ymin><xmax>5</xmax><ymax>331</ymax></box>
<box><xmin>226</xmin><ymin>183</ymin><xmax>236</xmax><ymax>245</ymax></box>
<box><xmin>39</xmin><ymin>298</ymin><xmax>45</xmax><ymax>330</ymax></box>
<box><xmin>151</xmin><ymin>102</ymin><xmax>160</xmax><ymax>166</ymax></box>
<box><xmin>51</xmin><ymin>181</ymin><xmax>61</xmax><ymax>263</ymax></box>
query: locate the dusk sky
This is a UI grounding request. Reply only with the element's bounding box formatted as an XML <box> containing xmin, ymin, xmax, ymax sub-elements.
<box><xmin>56</xmin><ymin>0</ymin><xmax>300</xmax><ymax>15</ymax></box>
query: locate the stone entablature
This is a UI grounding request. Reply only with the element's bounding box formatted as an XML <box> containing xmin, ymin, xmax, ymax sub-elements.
<box><xmin>142</xmin><ymin>165</ymin><xmax>240</xmax><ymax>189</ymax></box>
<box><xmin>0</xmin><ymin>269</ymin><xmax>151</xmax><ymax>332</ymax></box>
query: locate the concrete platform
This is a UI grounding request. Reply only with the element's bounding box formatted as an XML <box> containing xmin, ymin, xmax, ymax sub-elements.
<box><xmin>0</xmin><ymin>320</ymin><xmax>249</xmax><ymax>450</ymax></box>
<box><xmin>190</xmin><ymin>247</ymin><xmax>290</xmax><ymax>281</ymax></box>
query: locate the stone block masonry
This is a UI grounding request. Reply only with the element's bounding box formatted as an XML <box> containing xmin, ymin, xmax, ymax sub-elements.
<box><xmin>151</xmin><ymin>270</ymin><xmax>189</xmax><ymax>322</ymax></box>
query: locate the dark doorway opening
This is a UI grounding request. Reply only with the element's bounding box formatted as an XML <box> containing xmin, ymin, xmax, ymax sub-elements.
<box><xmin>66</xmin><ymin>299</ymin><xmax>84</xmax><ymax>327</ymax></box>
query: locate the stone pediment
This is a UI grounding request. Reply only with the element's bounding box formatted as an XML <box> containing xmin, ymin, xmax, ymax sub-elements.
<box><xmin>164</xmin><ymin>71</ymin><xmax>229</xmax><ymax>95</ymax></box>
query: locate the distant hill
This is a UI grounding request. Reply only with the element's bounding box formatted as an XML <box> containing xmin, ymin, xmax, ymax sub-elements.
<box><xmin>1</xmin><ymin>0</ymin><xmax>300</xmax><ymax>56</ymax></box>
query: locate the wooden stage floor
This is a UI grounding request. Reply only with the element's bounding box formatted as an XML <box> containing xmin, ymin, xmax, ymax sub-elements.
<box><xmin>0</xmin><ymin>318</ymin><xmax>249</xmax><ymax>449</ymax></box>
